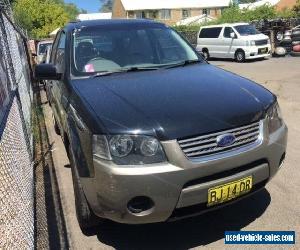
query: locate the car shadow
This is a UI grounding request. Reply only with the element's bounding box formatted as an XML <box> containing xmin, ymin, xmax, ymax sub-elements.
<box><xmin>208</xmin><ymin>57</ymin><xmax>267</xmax><ymax>64</ymax></box>
<box><xmin>91</xmin><ymin>188</ymin><xmax>271</xmax><ymax>249</ymax></box>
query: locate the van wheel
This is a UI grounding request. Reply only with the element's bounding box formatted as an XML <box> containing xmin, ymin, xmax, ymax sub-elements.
<box><xmin>235</xmin><ymin>50</ymin><xmax>245</xmax><ymax>63</ymax></box>
<box><xmin>53</xmin><ymin>114</ymin><xmax>60</xmax><ymax>135</ymax></box>
<box><xmin>69</xmin><ymin>144</ymin><xmax>101</xmax><ymax>233</ymax></box>
<box><xmin>202</xmin><ymin>49</ymin><xmax>209</xmax><ymax>60</ymax></box>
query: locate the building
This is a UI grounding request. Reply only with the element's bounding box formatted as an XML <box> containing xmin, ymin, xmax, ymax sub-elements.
<box><xmin>112</xmin><ymin>0</ymin><xmax>231</xmax><ymax>25</ymax></box>
<box><xmin>276</xmin><ymin>0</ymin><xmax>297</xmax><ymax>11</ymax></box>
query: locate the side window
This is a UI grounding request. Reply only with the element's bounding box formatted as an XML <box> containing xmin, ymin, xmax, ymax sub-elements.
<box><xmin>55</xmin><ymin>32</ymin><xmax>66</xmax><ymax>73</ymax></box>
<box><xmin>199</xmin><ymin>27</ymin><xmax>222</xmax><ymax>38</ymax></box>
<box><xmin>50</xmin><ymin>32</ymin><xmax>61</xmax><ymax>63</ymax></box>
<box><xmin>224</xmin><ymin>27</ymin><xmax>234</xmax><ymax>38</ymax></box>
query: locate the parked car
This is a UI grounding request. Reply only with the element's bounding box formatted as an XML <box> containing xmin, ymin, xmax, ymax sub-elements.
<box><xmin>36</xmin><ymin>40</ymin><xmax>53</xmax><ymax>64</ymax></box>
<box><xmin>196</xmin><ymin>23</ymin><xmax>271</xmax><ymax>62</ymax></box>
<box><xmin>35</xmin><ymin>19</ymin><xmax>287</xmax><ymax>231</ymax></box>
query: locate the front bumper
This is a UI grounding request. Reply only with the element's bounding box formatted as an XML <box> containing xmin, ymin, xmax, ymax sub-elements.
<box><xmin>81</xmin><ymin>120</ymin><xmax>287</xmax><ymax>224</ymax></box>
<box><xmin>245</xmin><ymin>45</ymin><xmax>272</xmax><ymax>59</ymax></box>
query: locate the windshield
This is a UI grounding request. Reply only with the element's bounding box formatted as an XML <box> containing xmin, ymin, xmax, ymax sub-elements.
<box><xmin>72</xmin><ymin>24</ymin><xmax>200</xmax><ymax>75</ymax></box>
<box><xmin>234</xmin><ymin>25</ymin><xmax>260</xmax><ymax>36</ymax></box>
<box><xmin>38</xmin><ymin>43</ymin><xmax>52</xmax><ymax>55</ymax></box>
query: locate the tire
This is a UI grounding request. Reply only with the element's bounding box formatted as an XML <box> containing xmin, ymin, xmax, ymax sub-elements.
<box><xmin>292</xmin><ymin>29</ymin><xmax>300</xmax><ymax>36</ymax></box>
<box><xmin>292</xmin><ymin>41</ymin><xmax>300</xmax><ymax>46</ymax></box>
<box><xmin>291</xmin><ymin>34</ymin><xmax>300</xmax><ymax>41</ymax></box>
<box><xmin>275</xmin><ymin>31</ymin><xmax>284</xmax><ymax>42</ymax></box>
<box><xmin>290</xmin><ymin>51</ymin><xmax>300</xmax><ymax>57</ymax></box>
<box><xmin>274</xmin><ymin>47</ymin><xmax>287</xmax><ymax>57</ymax></box>
<box><xmin>202</xmin><ymin>49</ymin><xmax>210</xmax><ymax>60</ymax></box>
<box><xmin>69</xmin><ymin>144</ymin><xmax>101</xmax><ymax>232</ymax></box>
<box><xmin>279</xmin><ymin>39</ymin><xmax>292</xmax><ymax>46</ymax></box>
<box><xmin>235</xmin><ymin>50</ymin><xmax>245</xmax><ymax>63</ymax></box>
<box><xmin>293</xmin><ymin>45</ymin><xmax>300</xmax><ymax>52</ymax></box>
<box><xmin>53</xmin><ymin>114</ymin><xmax>60</xmax><ymax>135</ymax></box>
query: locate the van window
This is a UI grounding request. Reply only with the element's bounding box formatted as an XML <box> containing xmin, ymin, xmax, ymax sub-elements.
<box><xmin>223</xmin><ymin>27</ymin><xmax>235</xmax><ymax>38</ymax></box>
<box><xmin>199</xmin><ymin>27</ymin><xmax>222</xmax><ymax>38</ymax></box>
<box><xmin>234</xmin><ymin>25</ymin><xmax>259</xmax><ymax>36</ymax></box>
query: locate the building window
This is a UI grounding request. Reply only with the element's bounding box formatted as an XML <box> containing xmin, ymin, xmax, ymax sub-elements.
<box><xmin>148</xmin><ymin>10</ymin><xmax>159</xmax><ymax>19</ymax></box>
<box><xmin>136</xmin><ymin>11</ymin><xmax>146</xmax><ymax>19</ymax></box>
<box><xmin>182</xmin><ymin>9</ymin><xmax>191</xmax><ymax>19</ymax></box>
<box><xmin>202</xmin><ymin>9</ymin><xmax>210</xmax><ymax>15</ymax></box>
<box><xmin>127</xmin><ymin>11</ymin><xmax>134</xmax><ymax>18</ymax></box>
<box><xmin>160</xmin><ymin>9</ymin><xmax>171</xmax><ymax>20</ymax></box>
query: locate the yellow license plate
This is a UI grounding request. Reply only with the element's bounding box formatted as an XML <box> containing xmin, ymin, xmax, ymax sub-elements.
<box><xmin>260</xmin><ymin>48</ymin><xmax>267</xmax><ymax>53</ymax></box>
<box><xmin>207</xmin><ymin>176</ymin><xmax>252</xmax><ymax>207</ymax></box>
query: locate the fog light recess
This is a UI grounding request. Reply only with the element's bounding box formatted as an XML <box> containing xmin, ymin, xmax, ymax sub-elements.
<box><xmin>127</xmin><ymin>196</ymin><xmax>154</xmax><ymax>215</ymax></box>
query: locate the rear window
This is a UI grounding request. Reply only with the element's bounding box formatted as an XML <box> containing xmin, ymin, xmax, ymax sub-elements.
<box><xmin>199</xmin><ymin>27</ymin><xmax>222</xmax><ymax>38</ymax></box>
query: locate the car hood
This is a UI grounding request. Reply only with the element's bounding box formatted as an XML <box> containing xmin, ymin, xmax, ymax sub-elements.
<box><xmin>71</xmin><ymin>64</ymin><xmax>274</xmax><ymax>140</ymax></box>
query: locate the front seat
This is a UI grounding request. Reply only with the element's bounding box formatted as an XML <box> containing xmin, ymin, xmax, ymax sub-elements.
<box><xmin>75</xmin><ymin>42</ymin><xmax>96</xmax><ymax>71</ymax></box>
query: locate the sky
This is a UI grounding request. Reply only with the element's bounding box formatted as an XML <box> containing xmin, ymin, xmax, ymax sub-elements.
<box><xmin>65</xmin><ymin>0</ymin><xmax>101</xmax><ymax>13</ymax></box>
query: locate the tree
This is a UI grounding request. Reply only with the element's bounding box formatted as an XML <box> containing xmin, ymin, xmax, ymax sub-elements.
<box><xmin>13</xmin><ymin>0</ymin><xmax>77</xmax><ymax>38</ymax></box>
<box><xmin>99</xmin><ymin>0</ymin><xmax>113</xmax><ymax>12</ymax></box>
<box><xmin>293</xmin><ymin>0</ymin><xmax>300</xmax><ymax>14</ymax></box>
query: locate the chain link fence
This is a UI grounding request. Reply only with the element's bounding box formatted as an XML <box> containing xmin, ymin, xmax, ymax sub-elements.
<box><xmin>0</xmin><ymin>1</ymin><xmax>34</xmax><ymax>249</ymax></box>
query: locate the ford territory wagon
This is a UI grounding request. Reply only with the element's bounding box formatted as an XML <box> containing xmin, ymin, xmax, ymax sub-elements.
<box><xmin>35</xmin><ymin>19</ymin><xmax>287</xmax><ymax>231</ymax></box>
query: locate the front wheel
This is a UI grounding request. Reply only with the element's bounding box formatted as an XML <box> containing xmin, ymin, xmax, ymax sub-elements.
<box><xmin>235</xmin><ymin>50</ymin><xmax>245</xmax><ymax>63</ymax></box>
<box><xmin>69</xmin><ymin>145</ymin><xmax>102</xmax><ymax>232</ymax></box>
<box><xmin>202</xmin><ymin>50</ymin><xmax>210</xmax><ymax>60</ymax></box>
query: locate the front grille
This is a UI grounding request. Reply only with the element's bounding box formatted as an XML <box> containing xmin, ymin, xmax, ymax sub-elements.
<box><xmin>255</xmin><ymin>39</ymin><xmax>268</xmax><ymax>46</ymax></box>
<box><xmin>178</xmin><ymin>121</ymin><xmax>261</xmax><ymax>159</ymax></box>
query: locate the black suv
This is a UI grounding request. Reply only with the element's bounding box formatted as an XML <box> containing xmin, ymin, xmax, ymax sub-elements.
<box><xmin>36</xmin><ymin>19</ymin><xmax>287</xmax><ymax>231</ymax></box>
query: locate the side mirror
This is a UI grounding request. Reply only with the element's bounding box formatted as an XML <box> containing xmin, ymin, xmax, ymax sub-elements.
<box><xmin>35</xmin><ymin>64</ymin><xmax>61</xmax><ymax>80</ymax></box>
<box><xmin>230</xmin><ymin>32</ymin><xmax>237</xmax><ymax>39</ymax></box>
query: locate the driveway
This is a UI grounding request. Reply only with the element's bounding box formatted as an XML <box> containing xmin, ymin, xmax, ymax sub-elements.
<box><xmin>41</xmin><ymin>57</ymin><xmax>300</xmax><ymax>249</ymax></box>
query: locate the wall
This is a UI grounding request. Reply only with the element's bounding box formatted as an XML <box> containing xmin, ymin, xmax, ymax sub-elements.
<box><xmin>276</xmin><ymin>0</ymin><xmax>297</xmax><ymax>11</ymax></box>
<box><xmin>112</xmin><ymin>0</ymin><xmax>127</xmax><ymax>18</ymax></box>
<box><xmin>112</xmin><ymin>2</ymin><xmax>224</xmax><ymax>25</ymax></box>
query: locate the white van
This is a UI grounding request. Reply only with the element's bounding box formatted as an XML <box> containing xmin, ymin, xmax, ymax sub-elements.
<box><xmin>196</xmin><ymin>23</ymin><xmax>271</xmax><ymax>62</ymax></box>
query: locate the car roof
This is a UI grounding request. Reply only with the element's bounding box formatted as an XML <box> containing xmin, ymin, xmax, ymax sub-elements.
<box><xmin>200</xmin><ymin>23</ymin><xmax>249</xmax><ymax>29</ymax></box>
<box><xmin>64</xmin><ymin>19</ymin><xmax>165</xmax><ymax>32</ymax></box>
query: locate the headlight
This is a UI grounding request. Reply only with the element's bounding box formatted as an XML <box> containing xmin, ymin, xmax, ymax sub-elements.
<box><xmin>109</xmin><ymin>135</ymin><xmax>133</xmax><ymax>157</ymax></box>
<box><xmin>250</xmin><ymin>40</ymin><xmax>256</xmax><ymax>46</ymax></box>
<box><xmin>92</xmin><ymin>134</ymin><xmax>166</xmax><ymax>165</ymax></box>
<box><xmin>267</xmin><ymin>102</ymin><xmax>283</xmax><ymax>134</ymax></box>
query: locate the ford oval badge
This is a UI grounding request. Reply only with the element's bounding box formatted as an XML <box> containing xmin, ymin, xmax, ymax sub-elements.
<box><xmin>216</xmin><ymin>134</ymin><xmax>236</xmax><ymax>147</ymax></box>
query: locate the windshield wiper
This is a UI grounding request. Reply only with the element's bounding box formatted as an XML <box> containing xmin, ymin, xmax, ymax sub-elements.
<box><xmin>91</xmin><ymin>66</ymin><xmax>160</xmax><ymax>78</ymax></box>
<box><xmin>163</xmin><ymin>59</ymin><xmax>201</xmax><ymax>69</ymax></box>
